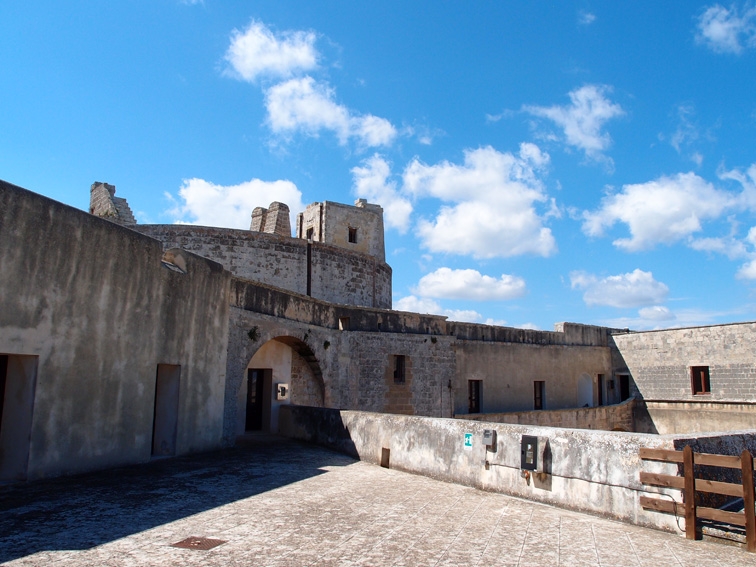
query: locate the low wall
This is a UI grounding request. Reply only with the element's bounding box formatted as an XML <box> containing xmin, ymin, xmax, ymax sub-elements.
<box><xmin>280</xmin><ymin>406</ymin><xmax>756</xmax><ymax>533</ymax></box>
<box><xmin>634</xmin><ymin>400</ymin><xmax>756</xmax><ymax>435</ymax></box>
<box><xmin>463</xmin><ymin>398</ymin><xmax>635</xmax><ymax>432</ymax></box>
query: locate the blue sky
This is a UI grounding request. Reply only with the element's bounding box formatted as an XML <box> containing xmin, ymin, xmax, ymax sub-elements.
<box><xmin>2</xmin><ymin>1</ymin><xmax>755</xmax><ymax>331</ymax></box>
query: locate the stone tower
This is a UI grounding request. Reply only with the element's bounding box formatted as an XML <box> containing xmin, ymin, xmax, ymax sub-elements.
<box><xmin>296</xmin><ymin>199</ymin><xmax>385</xmax><ymax>262</ymax></box>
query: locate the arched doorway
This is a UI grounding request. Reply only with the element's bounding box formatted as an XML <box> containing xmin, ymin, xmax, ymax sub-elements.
<box><xmin>235</xmin><ymin>336</ymin><xmax>324</xmax><ymax>436</ymax></box>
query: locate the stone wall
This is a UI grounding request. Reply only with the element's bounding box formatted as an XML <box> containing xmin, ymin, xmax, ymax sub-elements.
<box><xmin>297</xmin><ymin>200</ymin><xmax>385</xmax><ymax>261</ymax></box>
<box><xmin>453</xmin><ymin>341</ymin><xmax>614</xmax><ymax>415</ymax></box>
<box><xmin>612</xmin><ymin>323</ymin><xmax>756</xmax><ymax>402</ymax></box>
<box><xmin>0</xmin><ymin>180</ymin><xmax>230</xmax><ymax>480</ymax></box>
<box><xmin>133</xmin><ymin>224</ymin><xmax>392</xmax><ymax>309</ymax></box>
<box><xmin>464</xmin><ymin>398</ymin><xmax>636</xmax><ymax>432</ymax></box>
<box><xmin>280</xmin><ymin>406</ymin><xmax>756</xmax><ymax>533</ymax></box>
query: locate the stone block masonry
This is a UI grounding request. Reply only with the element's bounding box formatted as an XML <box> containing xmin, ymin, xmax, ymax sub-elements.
<box><xmin>612</xmin><ymin>322</ymin><xmax>756</xmax><ymax>403</ymax></box>
<box><xmin>134</xmin><ymin>224</ymin><xmax>392</xmax><ymax>309</ymax></box>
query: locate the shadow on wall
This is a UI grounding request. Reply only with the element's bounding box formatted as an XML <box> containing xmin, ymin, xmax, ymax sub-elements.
<box><xmin>278</xmin><ymin>405</ymin><xmax>359</xmax><ymax>458</ymax></box>
<box><xmin>0</xmin><ymin>440</ymin><xmax>355</xmax><ymax>564</ymax></box>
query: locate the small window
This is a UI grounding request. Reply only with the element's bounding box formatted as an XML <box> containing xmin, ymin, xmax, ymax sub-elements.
<box><xmin>534</xmin><ymin>381</ymin><xmax>545</xmax><ymax>410</ymax></box>
<box><xmin>306</xmin><ymin>227</ymin><xmax>314</xmax><ymax>240</ymax></box>
<box><xmin>348</xmin><ymin>227</ymin><xmax>358</xmax><ymax>243</ymax></box>
<box><xmin>393</xmin><ymin>355</ymin><xmax>406</xmax><ymax>384</ymax></box>
<box><xmin>468</xmin><ymin>380</ymin><xmax>481</xmax><ymax>413</ymax></box>
<box><xmin>691</xmin><ymin>366</ymin><xmax>711</xmax><ymax>395</ymax></box>
<box><xmin>339</xmin><ymin>317</ymin><xmax>350</xmax><ymax>331</ymax></box>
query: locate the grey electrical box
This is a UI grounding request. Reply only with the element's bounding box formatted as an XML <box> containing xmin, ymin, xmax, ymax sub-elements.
<box><xmin>483</xmin><ymin>429</ymin><xmax>497</xmax><ymax>452</ymax></box>
<box><xmin>521</xmin><ymin>435</ymin><xmax>538</xmax><ymax>471</ymax></box>
<box><xmin>276</xmin><ymin>383</ymin><xmax>290</xmax><ymax>401</ymax></box>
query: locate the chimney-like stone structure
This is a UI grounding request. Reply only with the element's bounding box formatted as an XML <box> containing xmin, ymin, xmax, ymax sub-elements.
<box><xmin>89</xmin><ymin>182</ymin><xmax>136</xmax><ymax>225</ymax></box>
<box><xmin>249</xmin><ymin>202</ymin><xmax>291</xmax><ymax>237</ymax></box>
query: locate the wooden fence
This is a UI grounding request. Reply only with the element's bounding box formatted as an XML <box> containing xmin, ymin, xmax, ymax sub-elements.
<box><xmin>639</xmin><ymin>446</ymin><xmax>756</xmax><ymax>552</ymax></box>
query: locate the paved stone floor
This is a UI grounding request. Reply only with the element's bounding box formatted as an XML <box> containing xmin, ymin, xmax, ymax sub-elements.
<box><xmin>2</xmin><ymin>436</ymin><xmax>755</xmax><ymax>567</ymax></box>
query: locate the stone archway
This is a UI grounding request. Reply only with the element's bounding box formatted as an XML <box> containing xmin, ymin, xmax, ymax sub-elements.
<box><xmin>235</xmin><ymin>336</ymin><xmax>324</xmax><ymax>436</ymax></box>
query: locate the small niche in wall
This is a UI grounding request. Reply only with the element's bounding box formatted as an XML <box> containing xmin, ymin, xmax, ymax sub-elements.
<box><xmin>339</xmin><ymin>317</ymin><xmax>350</xmax><ymax>331</ymax></box>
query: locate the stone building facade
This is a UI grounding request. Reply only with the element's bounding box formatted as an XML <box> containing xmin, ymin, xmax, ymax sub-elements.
<box><xmin>2</xmin><ymin>178</ymin><xmax>755</xmax><ymax>482</ymax></box>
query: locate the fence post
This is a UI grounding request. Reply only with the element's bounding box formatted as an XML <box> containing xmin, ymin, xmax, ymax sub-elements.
<box><xmin>683</xmin><ymin>445</ymin><xmax>697</xmax><ymax>540</ymax></box>
<box><xmin>742</xmin><ymin>450</ymin><xmax>756</xmax><ymax>553</ymax></box>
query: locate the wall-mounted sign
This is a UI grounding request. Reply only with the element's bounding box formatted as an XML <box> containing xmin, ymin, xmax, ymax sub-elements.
<box><xmin>464</xmin><ymin>432</ymin><xmax>473</xmax><ymax>450</ymax></box>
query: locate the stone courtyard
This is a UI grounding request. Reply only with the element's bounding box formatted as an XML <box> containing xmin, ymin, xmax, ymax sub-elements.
<box><xmin>1</xmin><ymin>437</ymin><xmax>753</xmax><ymax>567</ymax></box>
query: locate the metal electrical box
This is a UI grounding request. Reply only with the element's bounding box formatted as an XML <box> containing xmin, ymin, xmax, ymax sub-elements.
<box><xmin>521</xmin><ymin>435</ymin><xmax>538</xmax><ymax>471</ymax></box>
<box><xmin>483</xmin><ymin>429</ymin><xmax>497</xmax><ymax>452</ymax></box>
<box><xmin>276</xmin><ymin>383</ymin><xmax>290</xmax><ymax>401</ymax></box>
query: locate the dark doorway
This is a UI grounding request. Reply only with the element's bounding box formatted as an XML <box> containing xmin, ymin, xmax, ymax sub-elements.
<box><xmin>0</xmin><ymin>354</ymin><xmax>38</xmax><ymax>481</ymax></box>
<box><xmin>152</xmin><ymin>364</ymin><xmax>180</xmax><ymax>457</ymax></box>
<box><xmin>245</xmin><ymin>369</ymin><xmax>265</xmax><ymax>431</ymax></box>
<box><xmin>619</xmin><ymin>374</ymin><xmax>631</xmax><ymax>401</ymax></box>
<box><xmin>468</xmin><ymin>380</ymin><xmax>481</xmax><ymax>413</ymax></box>
<box><xmin>597</xmin><ymin>374</ymin><xmax>605</xmax><ymax>406</ymax></box>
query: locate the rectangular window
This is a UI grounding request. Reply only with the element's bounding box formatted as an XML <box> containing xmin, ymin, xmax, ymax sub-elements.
<box><xmin>534</xmin><ymin>380</ymin><xmax>545</xmax><ymax>410</ymax></box>
<box><xmin>468</xmin><ymin>380</ymin><xmax>481</xmax><ymax>413</ymax></box>
<box><xmin>597</xmin><ymin>374</ymin><xmax>604</xmax><ymax>406</ymax></box>
<box><xmin>338</xmin><ymin>317</ymin><xmax>350</xmax><ymax>331</ymax></box>
<box><xmin>306</xmin><ymin>227</ymin><xmax>314</xmax><ymax>240</ymax></box>
<box><xmin>393</xmin><ymin>355</ymin><xmax>406</xmax><ymax>384</ymax></box>
<box><xmin>348</xmin><ymin>227</ymin><xmax>358</xmax><ymax>243</ymax></box>
<box><xmin>691</xmin><ymin>366</ymin><xmax>711</xmax><ymax>395</ymax></box>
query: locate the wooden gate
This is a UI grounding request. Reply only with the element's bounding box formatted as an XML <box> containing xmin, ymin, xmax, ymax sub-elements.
<box><xmin>639</xmin><ymin>446</ymin><xmax>756</xmax><ymax>552</ymax></box>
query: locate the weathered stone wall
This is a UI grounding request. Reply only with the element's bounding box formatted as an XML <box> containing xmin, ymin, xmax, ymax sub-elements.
<box><xmin>634</xmin><ymin>400</ymin><xmax>756</xmax><ymax>434</ymax></box>
<box><xmin>0</xmin><ymin>180</ymin><xmax>230</xmax><ymax>480</ymax></box>
<box><xmin>297</xmin><ymin>200</ymin><xmax>385</xmax><ymax>261</ymax></box>
<box><xmin>611</xmin><ymin>323</ymin><xmax>756</xmax><ymax>402</ymax></box>
<box><xmin>350</xmin><ymin>332</ymin><xmax>456</xmax><ymax>417</ymax></box>
<box><xmin>464</xmin><ymin>398</ymin><xmax>636</xmax><ymax>432</ymax></box>
<box><xmin>453</xmin><ymin>341</ymin><xmax>614</xmax><ymax>415</ymax></box>
<box><xmin>281</xmin><ymin>407</ymin><xmax>756</xmax><ymax>532</ymax></box>
<box><xmin>133</xmin><ymin>224</ymin><xmax>392</xmax><ymax>309</ymax></box>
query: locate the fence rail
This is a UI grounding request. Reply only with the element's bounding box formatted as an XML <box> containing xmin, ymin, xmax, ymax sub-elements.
<box><xmin>639</xmin><ymin>446</ymin><xmax>756</xmax><ymax>552</ymax></box>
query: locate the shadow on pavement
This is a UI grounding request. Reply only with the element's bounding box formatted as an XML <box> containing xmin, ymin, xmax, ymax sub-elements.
<box><xmin>0</xmin><ymin>435</ymin><xmax>356</xmax><ymax>563</ymax></box>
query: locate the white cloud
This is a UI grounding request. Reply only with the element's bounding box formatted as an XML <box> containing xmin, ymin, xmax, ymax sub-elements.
<box><xmin>413</xmin><ymin>268</ymin><xmax>526</xmax><ymax>301</ymax></box>
<box><xmin>570</xmin><ymin>269</ymin><xmax>669</xmax><ymax>308</ymax></box>
<box><xmin>736</xmin><ymin>226</ymin><xmax>756</xmax><ymax>278</ymax></box>
<box><xmin>696</xmin><ymin>3</ymin><xmax>756</xmax><ymax>54</ymax></box>
<box><xmin>578</xmin><ymin>11</ymin><xmax>596</xmax><ymax>25</ymax></box>
<box><xmin>393</xmin><ymin>295</ymin><xmax>483</xmax><ymax>323</ymax></box>
<box><xmin>604</xmin><ymin>305</ymin><xmax>752</xmax><ymax>331</ymax></box>
<box><xmin>582</xmin><ymin>172</ymin><xmax>734</xmax><ymax>251</ymax></box>
<box><xmin>351</xmin><ymin>155</ymin><xmax>412</xmax><ymax>233</ymax></box>
<box><xmin>721</xmin><ymin>162</ymin><xmax>756</xmax><ymax>208</ymax></box>
<box><xmin>670</xmin><ymin>104</ymin><xmax>700</xmax><ymax>153</ymax></box>
<box><xmin>168</xmin><ymin>178</ymin><xmax>304</xmax><ymax>230</ymax></box>
<box><xmin>403</xmin><ymin>144</ymin><xmax>557</xmax><ymax>258</ymax></box>
<box><xmin>523</xmin><ymin>85</ymin><xmax>624</xmax><ymax>164</ymax></box>
<box><xmin>265</xmin><ymin>77</ymin><xmax>396</xmax><ymax>147</ymax></box>
<box><xmin>638</xmin><ymin>306</ymin><xmax>676</xmax><ymax>322</ymax></box>
<box><xmin>224</xmin><ymin>20</ymin><xmax>318</xmax><ymax>82</ymax></box>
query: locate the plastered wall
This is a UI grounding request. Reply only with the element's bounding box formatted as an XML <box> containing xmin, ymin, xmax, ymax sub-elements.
<box><xmin>280</xmin><ymin>406</ymin><xmax>756</xmax><ymax>533</ymax></box>
<box><xmin>0</xmin><ymin>181</ymin><xmax>230</xmax><ymax>479</ymax></box>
